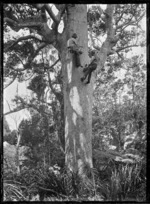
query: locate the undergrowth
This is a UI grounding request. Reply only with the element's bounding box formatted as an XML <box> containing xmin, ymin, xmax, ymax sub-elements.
<box><xmin>3</xmin><ymin>160</ymin><xmax>146</xmax><ymax>201</ymax></box>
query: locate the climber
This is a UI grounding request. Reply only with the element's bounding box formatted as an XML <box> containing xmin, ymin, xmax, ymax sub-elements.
<box><xmin>67</xmin><ymin>33</ymin><xmax>83</xmax><ymax>68</ymax></box>
<box><xmin>81</xmin><ymin>50</ymin><xmax>98</xmax><ymax>84</ymax></box>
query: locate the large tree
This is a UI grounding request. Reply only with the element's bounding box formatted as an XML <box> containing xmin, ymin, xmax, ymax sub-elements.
<box><xmin>4</xmin><ymin>4</ymin><xmax>145</xmax><ymax>177</ymax></box>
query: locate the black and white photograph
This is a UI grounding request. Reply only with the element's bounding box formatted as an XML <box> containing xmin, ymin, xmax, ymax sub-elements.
<box><xmin>3</xmin><ymin>3</ymin><xmax>146</xmax><ymax>201</ymax></box>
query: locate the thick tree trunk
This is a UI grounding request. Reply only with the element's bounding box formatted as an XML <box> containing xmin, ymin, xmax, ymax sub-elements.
<box><xmin>60</xmin><ymin>5</ymin><xmax>93</xmax><ymax>175</ymax></box>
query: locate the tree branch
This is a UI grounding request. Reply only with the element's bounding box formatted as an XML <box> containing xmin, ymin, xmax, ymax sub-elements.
<box><xmin>5</xmin><ymin>99</ymin><xmax>12</xmax><ymax>112</ymax></box>
<box><xmin>4</xmin><ymin>106</ymin><xmax>26</xmax><ymax>116</ymax></box>
<box><xmin>115</xmin><ymin>7</ymin><xmax>124</xmax><ymax>26</ymax></box>
<box><xmin>95</xmin><ymin>5</ymin><xmax>116</xmax><ymax>74</ymax></box>
<box><xmin>89</xmin><ymin>29</ymin><xmax>101</xmax><ymax>51</ymax></box>
<box><xmin>46</xmin><ymin>59</ymin><xmax>60</xmax><ymax>71</ymax></box>
<box><xmin>4</xmin><ymin>17</ymin><xmax>19</xmax><ymax>32</ymax></box>
<box><xmin>4</xmin><ymin>35</ymin><xmax>43</xmax><ymax>52</ymax></box>
<box><xmin>47</xmin><ymin>71</ymin><xmax>58</xmax><ymax>95</ymax></box>
<box><xmin>5</xmin><ymin>8</ymin><xmax>58</xmax><ymax>45</ymax></box>
<box><xmin>26</xmin><ymin>42</ymin><xmax>47</xmax><ymax>66</ymax></box>
<box><xmin>44</xmin><ymin>4</ymin><xmax>59</xmax><ymax>24</ymax></box>
<box><xmin>4</xmin><ymin>16</ymin><xmax>42</xmax><ymax>31</ymax></box>
<box><xmin>115</xmin><ymin>44</ymin><xmax>139</xmax><ymax>53</ymax></box>
<box><xmin>24</xmin><ymin>73</ymin><xmax>34</xmax><ymax>81</ymax></box>
<box><xmin>116</xmin><ymin>16</ymin><xmax>134</xmax><ymax>31</ymax></box>
<box><xmin>9</xmin><ymin>65</ymin><xmax>27</xmax><ymax>72</ymax></box>
<box><xmin>116</xmin><ymin>10</ymin><xmax>145</xmax><ymax>32</ymax></box>
<box><xmin>4</xmin><ymin>96</ymin><xmax>51</xmax><ymax>116</ymax></box>
<box><xmin>44</xmin><ymin>4</ymin><xmax>66</xmax><ymax>30</ymax></box>
<box><xmin>47</xmin><ymin>69</ymin><xmax>62</xmax><ymax>102</ymax></box>
<box><xmin>54</xmin><ymin>4</ymin><xmax>66</xmax><ymax>23</ymax></box>
<box><xmin>4</xmin><ymin>74</ymin><xmax>18</xmax><ymax>89</ymax></box>
<box><xmin>105</xmin><ymin>4</ymin><xmax>115</xmax><ymax>38</ymax></box>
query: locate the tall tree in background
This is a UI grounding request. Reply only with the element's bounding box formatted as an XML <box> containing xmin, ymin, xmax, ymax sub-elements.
<box><xmin>4</xmin><ymin>4</ymin><xmax>145</xmax><ymax>177</ymax></box>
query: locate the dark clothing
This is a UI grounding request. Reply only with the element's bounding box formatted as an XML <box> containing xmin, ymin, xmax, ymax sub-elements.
<box><xmin>68</xmin><ymin>47</ymin><xmax>82</xmax><ymax>67</ymax></box>
<box><xmin>85</xmin><ymin>58</ymin><xmax>97</xmax><ymax>71</ymax></box>
<box><xmin>67</xmin><ymin>37</ymin><xmax>82</xmax><ymax>67</ymax></box>
<box><xmin>81</xmin><ymin>58</ymin><xmax>97</xmax><ymax>84</ymax></box>
<box><xmin>74</xmin><ymin>52</ymin><xmax>81</xmax><ymax>67</ymax></box>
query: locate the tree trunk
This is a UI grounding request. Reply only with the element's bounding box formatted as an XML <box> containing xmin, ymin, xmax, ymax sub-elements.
<box><xmin>15</xmin><ymin>132</ymin><xmax>21</xmax><ymax>174</ymax></box>
<box><xmin>60</xmin><ymin>5</ymin><xmax>93</xmax><ymax>175</ymax></box>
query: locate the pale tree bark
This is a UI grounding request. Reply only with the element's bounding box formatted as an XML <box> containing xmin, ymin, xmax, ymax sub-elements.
<box><xmin>15</xmin><ymin>131</ymin><xmax>21</xmax><ymax>174</ymax></box>
<box><xmin>59</xmin><ymin>5</ymin><xmax>93</xmax><ymax>175</ymax></box>
<box><xmin>59</xmin><ymin>5</ymin><xmax>116</xmax><ymax>176</ymax></box>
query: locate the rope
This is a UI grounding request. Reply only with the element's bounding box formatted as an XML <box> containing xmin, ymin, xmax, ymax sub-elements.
<box><xmin>73</xmin><ymin>8</ymin><xmax>74</xmax><ymax>29</ymax></box>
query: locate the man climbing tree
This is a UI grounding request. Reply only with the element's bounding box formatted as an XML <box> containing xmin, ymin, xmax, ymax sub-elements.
<box><xmin>67</xmin><ymin>33</ymin><xmax>83</xmax><ymax>67</ymax></box>
<box><xmin>4</xmin><ymin>4</ymin><xmax>145</xmax><ymax>187</ymax></box>
<box><xmin>81</xmin><ymin>50</ymin><xmax>98</xmax><ymax>84</ymax></box>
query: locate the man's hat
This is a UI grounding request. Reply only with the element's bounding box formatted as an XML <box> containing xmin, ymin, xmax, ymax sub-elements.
<box><xmin>91</xmin><ymin>50</ymin><xmax>95</xmax><ymax>56</ymax></box>
<box><xmin>72</xmin><ymin>33</ymin><xmax>77</xmax><ymax>38</ymax></box>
